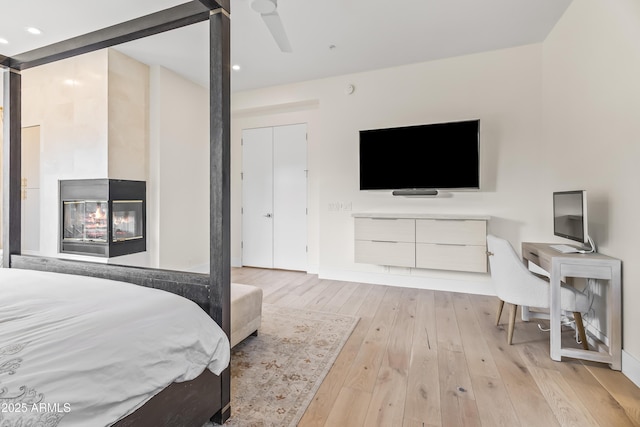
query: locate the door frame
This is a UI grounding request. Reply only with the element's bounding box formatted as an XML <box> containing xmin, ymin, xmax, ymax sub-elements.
<box><xmin>241</xmin><ymin>123</ymin><xmax>308</xmax><ymax>271</ymax></box>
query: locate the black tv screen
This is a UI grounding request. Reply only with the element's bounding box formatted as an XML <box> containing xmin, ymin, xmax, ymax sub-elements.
<box><xmin>553</xmin><ymin>190</ymin><xmax>588</xmax><ymax>244</ymax></box>
<box><xmin>359</xmin><ymin>119</ymin><xmax>480</xmax><ymax>190</ymax></box>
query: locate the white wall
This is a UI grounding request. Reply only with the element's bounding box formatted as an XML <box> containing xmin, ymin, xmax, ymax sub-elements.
<box><xmin>107</xmin><ymin>49</ymin><xmax>149</xmax><ymax>181</ymax></box>
<box><xmin>22</xmin><ymin>50</ymin><xmax>110</xmax><ymax>257</ymax></box>
<box><xmin>19</xmin><ymin>50</ymin><xmax>209</xmax><ymax>271</ymax></box>
<box><xmin>233</xmin><ymin>10</ymin><xmax>640</xmax><ymax>379</ymax></box>
<box><xmin>21</xmin><ymin>49</ymin><xmax>153</xmax><ymax>265</ymax></box>
<box><xmin>148</xmin><ymin>65</ymin><xmax>210</xmax><ymax>271</ymax></box>
<box><xmin>232</xmin><ymin>44</ymin><xmax>545</xmax><ymax>294</ymax></box>
<box><xmin>541</xmin><ymin>0</ymin><xmax>640</xmax><ymax>378</ymax></box>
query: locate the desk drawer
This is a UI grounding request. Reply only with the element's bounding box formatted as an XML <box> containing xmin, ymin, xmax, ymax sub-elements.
<box><xmin>355</xmin><ymin>241</ymin><xmax>415</xmax><ymax>267</ymax></box>
<box><xmin>522</xmin><ymin>247</ymin><xmax>552</xmax><ymax>272</ymax></box>
<box><xmin>416</xmin><ymin>243</ymin><xmax>487</xmax><ymax>272</ymax></box>
<box><xmin>416</xmin><ymin>219</ymin><xmax>486</xmax><ymax>245</ymax></box>
<box><xmin>354</xmin><ymin>218</ymin><xmax>415</xmax><ymax>242</ymax></box>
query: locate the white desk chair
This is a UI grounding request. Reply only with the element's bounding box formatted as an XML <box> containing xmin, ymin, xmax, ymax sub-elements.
<box><xmin>487</xmin><ymin>234</ymin><xmax>590</xmax><ymax>349</ymax></box>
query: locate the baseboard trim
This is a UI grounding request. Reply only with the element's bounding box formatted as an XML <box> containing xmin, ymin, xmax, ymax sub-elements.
<box><xmin>231</xmin><ymin>257</ymin><xmax>242</xmax><ymax>268</ymax></box>
<box><xmin>623</xmin><ymin>350</ymin><xmax>640</xmax><ymax>388</ymax></box>
<box><xmin>318</xmin><ymin>268</ymin><xmax>495</xmax><ymax>296</ymax></box>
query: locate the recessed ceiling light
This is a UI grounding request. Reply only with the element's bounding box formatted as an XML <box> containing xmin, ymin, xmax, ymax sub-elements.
<box><xmin>232</xmin><ymin>64</ymin><xmax>241</xmax><ymax>71</ymax></box>
<box><xmin>0</xmin><ymin>38</ymin><xmax>8</xmax><ymax>44</ymax></box>
<box><xmin>26</xmin><ymin>27</ymin><xmax>42</xmax><ymax>35</ymax></box>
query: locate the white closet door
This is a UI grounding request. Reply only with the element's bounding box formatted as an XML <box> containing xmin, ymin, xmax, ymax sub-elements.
<box><xmin>242</xmin><ymin>127</ymin><xmax>274</xmax><ymax>268</ymax></box>
<box><xmin>273</xmin><ymin>123</ymin><xmax>307</xmax><ymax>271</ymax></box>
<box><xmin>242</xmin><ymin>123</ymin><xmax>308</xmax><ymax>271</ymax></box>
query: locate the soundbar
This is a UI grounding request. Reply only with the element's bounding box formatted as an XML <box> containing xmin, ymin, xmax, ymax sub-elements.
<box><xmin>392</xmin><ymin>189</ymin><xmax>439</xmax><ymax>196</ymax></box>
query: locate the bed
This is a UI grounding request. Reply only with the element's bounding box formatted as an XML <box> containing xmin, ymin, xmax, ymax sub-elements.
<box><xmin>0</xmin><ymin>268</ymin><xmax>230</xmax><ymax>426</ymax></box>
<box><xmin>1</xmin><ymin>0</ymin><xmax>232</xmax><ymax>425</ymax></box>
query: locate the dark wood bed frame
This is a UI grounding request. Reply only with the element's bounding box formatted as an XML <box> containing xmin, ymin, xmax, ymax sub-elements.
<box><xmin>1</xmin><ymin>1</ymin><xmax>232</xmax><ymax>425</ymax></box>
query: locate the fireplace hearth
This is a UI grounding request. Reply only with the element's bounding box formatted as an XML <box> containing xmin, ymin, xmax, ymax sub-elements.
<box><xmin>60</xmin><ymin>179</ymin><xmax>146</xmax><ymax>257</ymax></box>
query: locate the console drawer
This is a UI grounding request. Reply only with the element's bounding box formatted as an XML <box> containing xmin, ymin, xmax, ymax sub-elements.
<box><xmin>354</xmin><ymin>218</ymin><xmax>415</xmax><ymax>242</ymax></box>
<box><xmin>355</xmin><ymin>241</ymin><xmax>415</xmax><ymax>267</ymax></box>
<box><xmin>416</xmin><ymin>243</ymin><xmax>487</xmax><ymax>272</ymax></box>
<box><xmin>416</xmin><ymin>219</ymin><xmax>486</xmax><ymax>245</ymax></box>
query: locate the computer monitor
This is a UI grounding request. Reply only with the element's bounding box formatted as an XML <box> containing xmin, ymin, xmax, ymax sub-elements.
<box><xmin>553</xmin><ymin>190</ymin><xmax>589</xmax><ymax>244</ymax></box>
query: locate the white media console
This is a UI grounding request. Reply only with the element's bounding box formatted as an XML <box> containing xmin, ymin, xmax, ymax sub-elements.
<box><xmin>353</xmin><ymin>213</ymin><xmax>490</xmax><ymax>273</ymax></box>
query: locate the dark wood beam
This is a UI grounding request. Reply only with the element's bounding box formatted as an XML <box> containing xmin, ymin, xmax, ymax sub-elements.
<box><xmin>198</xmin><ymin>0</ymin><xmax>230</xmax><ymax>13</ymax></box>
<box><xmin>12</xmin><ymin>2</ymin><xmax>212</xmax><ymax>70</ymax></box>
<box><xmin>113</xmin><ymin>369</ymin><xmax>221</xmax><ymax>427</ymax></box>
<box><xmin>2</xmin><ymin>70</ymin><xmax>21</xmax><ymax>268</ymax></box>
<box><xmin>11</xmin><ymin>255</ymin><xmax>212</xmax><ymax>311</ymax></box>
<box><xmin>0</xmin><ymin>55</ymin><xmax>12</xmax><ymax>68</ymax></box>
<box><xmin>208</xmin><ymin>8</ymin><xmax>231</xmax><ymax>425</ymax></box>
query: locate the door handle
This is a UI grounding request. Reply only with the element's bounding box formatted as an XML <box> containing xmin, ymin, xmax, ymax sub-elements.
<box><xmin>264</xmin><ymin>213</ymin><xmax>273</xmax><ymax>218</ymax></box>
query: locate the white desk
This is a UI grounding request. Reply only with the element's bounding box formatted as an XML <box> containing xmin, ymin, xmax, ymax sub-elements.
<box><xmin>522</xmin><ymin>242</ymin><xmax>622</xmax><ymax>370</ymax></box>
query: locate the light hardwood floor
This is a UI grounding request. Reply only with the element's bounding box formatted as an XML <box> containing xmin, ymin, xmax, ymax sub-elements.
<box><xmin>231</xmin><ymin>267</ymin><xmax>640</xmax><ymax>427</ymax></box>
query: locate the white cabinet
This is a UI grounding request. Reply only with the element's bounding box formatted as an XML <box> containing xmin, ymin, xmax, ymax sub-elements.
<box><xmin>354</xmin><ymin>241</ymin><xmax>415</xmax><ymax>268</ymax></box>
<box><xmin>354</xmin><ymin>218</ymin><xmax>415</xmax><ymax>267</ymax></box>
<box><xmin>354</xmin><ymin>214</ymin><xmax>489</xmax><ymax>273</ymax></box>
<box><xmin>416</xmin><ymin>219</ymin><xmax>486</xmax><ymax>245</ymax></box>
<box><xmin>415</xmin><ymin>219</ymin><xmax>487</xmax><ymax>272</ymax></box>
<box><xmin>354</xmin><ymin>218</ymin><xmax>415</xmax><ymax>242</ymax></box>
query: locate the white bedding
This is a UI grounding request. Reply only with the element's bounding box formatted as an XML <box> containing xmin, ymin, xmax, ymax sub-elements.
<box><xmin>0</xmin><ymin>268</ymin><xmax>230</xmax><ymax>427</ymax></box>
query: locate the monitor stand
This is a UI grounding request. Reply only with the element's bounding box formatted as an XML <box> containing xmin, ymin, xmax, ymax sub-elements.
<box><xmin>392</xmin><ymin>189</ymin><xmax>438</xmax><ymax>196</ymax></box>
<box><xmin>581</xmin><ymin>235</ymin><xmax>597</xmax><ymax>253</ymax></box>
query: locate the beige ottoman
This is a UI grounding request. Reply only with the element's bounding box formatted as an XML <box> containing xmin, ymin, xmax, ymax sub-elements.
<box><xmin>230</xmin><ymin>283</ymin><xmax>263</xmax><ymax>348</ymax></box>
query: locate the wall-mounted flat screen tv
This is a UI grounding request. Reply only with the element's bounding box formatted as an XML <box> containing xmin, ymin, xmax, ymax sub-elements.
<box><xmin>359</xmin><ymin>119</ymin><xmax>480</xmax><ymax>191</ymax></box>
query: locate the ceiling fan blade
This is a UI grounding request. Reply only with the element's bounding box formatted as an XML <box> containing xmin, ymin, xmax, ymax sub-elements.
<box><xmin>260</xmin><ymin>10</ymin><xmax>292</xmax><ymax>53</ymax></box>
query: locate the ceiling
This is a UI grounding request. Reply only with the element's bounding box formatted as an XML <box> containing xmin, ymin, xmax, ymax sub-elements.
<box><xmin>0</xmin><ymin>0</ymin><xmax>572</xmax><ymax>92</ymax></box>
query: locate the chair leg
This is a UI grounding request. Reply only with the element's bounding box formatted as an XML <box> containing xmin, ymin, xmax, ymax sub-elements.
<box><xmin>573</xmin><ymin>312</ymin><xmax>589</xmax><ymax>350</ymax></box>
<box><xmin>496</xmin><ymin>300</ymin><xmax>505</xmax><ymax>326</ymax></box>
<box><xmin>508</xmin><ymin>304</ymin><xmax>518</xmax><ymax>345</ymax></box>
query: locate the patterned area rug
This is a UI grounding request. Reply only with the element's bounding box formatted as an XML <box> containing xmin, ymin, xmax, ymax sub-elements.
<box><xmin>210</xmin><ymin>304</ymin><xmax>359</xmax><ymax>427</ymax></box>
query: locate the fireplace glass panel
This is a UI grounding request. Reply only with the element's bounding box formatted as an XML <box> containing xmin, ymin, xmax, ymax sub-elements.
<box><xmin>60</xmin><ymin>179</ymin><xmax>146</xmax><ymax>257</ymax></box>
<box><xmin>112</xmin><ymin>200</ymin><xmax>144</xmax><ymax>242</ymax></box>
<box><xmin>63</xmin><ymin>200</ymin><xmax>108</xmax><ymax>242</ymax></box>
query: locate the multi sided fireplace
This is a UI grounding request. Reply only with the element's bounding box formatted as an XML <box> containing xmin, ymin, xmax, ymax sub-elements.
<box><xmin>60</xmin><ymin>179</ymin><xmax>146</xmax><ymax>257</ymax></box>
